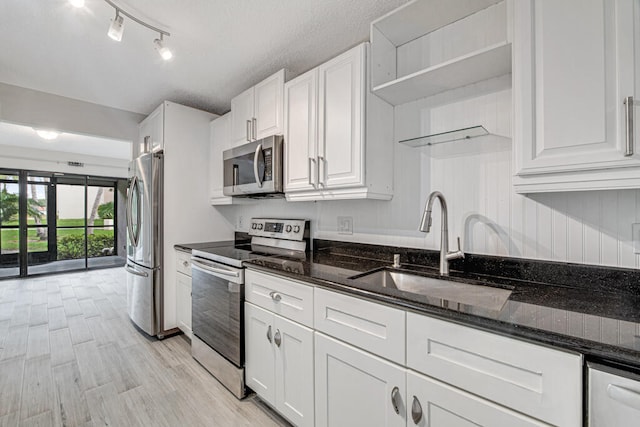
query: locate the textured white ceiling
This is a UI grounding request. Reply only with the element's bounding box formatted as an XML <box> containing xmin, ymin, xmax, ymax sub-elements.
<box><xmin>0</xmin><ymin>0</ymin><xmax>407</xmax><ymax>116</ymax></box>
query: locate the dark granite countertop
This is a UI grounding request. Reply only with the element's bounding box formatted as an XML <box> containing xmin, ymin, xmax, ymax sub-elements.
<box><xmin>174</xmin><ymin>240</ymin><xmax>235</xmax><ymax>252</ymax></box>
<box><xmin>244</xmin><ymin>240</ymin><xmax>640</xmax><ymax>368</ymax></box>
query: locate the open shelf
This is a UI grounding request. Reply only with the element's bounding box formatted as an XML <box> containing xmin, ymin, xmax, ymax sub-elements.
<box><xmin>371</xmin><ymin>0</ymin><xmax>503</xmax><ymax>47</ymax></box>
<box><xmin>373</xmin><ymin>42</ymin><xmax>512</xmax><ymax>106</ymax></box>
<box><xmin>399</xmin><ymin>125</ymin><xmax>489</xmax><ymax>147</ymax></box>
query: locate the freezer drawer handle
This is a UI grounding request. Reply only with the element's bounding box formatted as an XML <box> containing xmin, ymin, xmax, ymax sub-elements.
<box><xmin>607</xmin><ymin>384</ymin><xmax>640</xmax><ymax>411</ymax></box>
<box><xmin>191</xmin><ymin>259</ymin><xmax>240</xmax><ymax>277</ymax></box>
<box><xmin>125</xmin><ymin>265</ymin><xmax>149</xmax><ymax>277</ymax></box>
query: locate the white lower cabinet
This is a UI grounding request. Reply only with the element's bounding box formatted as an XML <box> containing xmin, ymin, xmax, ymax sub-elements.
<box><xmin>175</xmin><ymin>250</ymin><xmax>192</xmax><ymax>338</ymax></box>
<box><xmin>315</xmin><ymin>332</ymin><xmax>406</xmax><ymax>427</ymax></box>
<box><xmin>245</xmin><ymin>302</ymin><xmax>314</xmax><ymax>427</ymax></box>
<box><xmin>407</xmin><ymin>370</ymin><xmax>547</xmax><ymax>427</ymax></box>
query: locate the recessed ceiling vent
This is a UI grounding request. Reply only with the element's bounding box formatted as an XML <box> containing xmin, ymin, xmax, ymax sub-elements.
<box><xmin>67</xmin><ymin>161</ymin><xmax>85</xmax><ymax>167</ymax></box>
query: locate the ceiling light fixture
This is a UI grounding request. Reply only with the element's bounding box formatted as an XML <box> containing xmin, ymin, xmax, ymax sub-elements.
<box><xmin>107</xmin><ymin>9</ymin><xmax>124</xmax><ymax>41</ymax></box>
<box><xmin>154</xmin><ymin>34</ymin><xmax>173</xmax><ymax>61</ymax></box>
<box><xmin>103</xmin><ymin>0</ymin><xmax>172</xmax><ymax>59</ymax></box>
<box><xmin>69</xmin><ymin>0</ymin><xmax>85</xmax><ymax>8</ymax></box>
<box><xmin>34</xmin><ymin>129</ymin><xmax>61</xmax><ymax>141</ymax></box>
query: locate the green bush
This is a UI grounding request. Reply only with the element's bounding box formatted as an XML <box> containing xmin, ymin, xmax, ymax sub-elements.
<box><xmin>57</xmin><ymin>234</ymin><xmax>114</xmax><ymax>260</ymax></box>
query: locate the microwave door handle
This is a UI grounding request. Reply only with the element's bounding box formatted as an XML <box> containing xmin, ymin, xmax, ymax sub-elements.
<box><xmin>253</xmin><ymin>143</ymin><xmax>264</xmax><ymax>188</ymax></box>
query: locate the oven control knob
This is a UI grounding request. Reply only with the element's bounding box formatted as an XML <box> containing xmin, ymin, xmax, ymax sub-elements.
<box><xmin>257</xmin><ymin>223</ymin><xmax>263</xmax><ymax>230</ymax></box>
<box><xmin>251</xmin><ymin>223</ymin><xmax>257</xmax><ymax>230</ymax></box>
<box><xmin>285</xmin><ymin>225</ymin><xmax>292</xmax><ymax>233</ymax></box>
<box><xmin>293</xmin><ymin>225</ymin><xmax>301</xmax><ymax>233</ymax></box>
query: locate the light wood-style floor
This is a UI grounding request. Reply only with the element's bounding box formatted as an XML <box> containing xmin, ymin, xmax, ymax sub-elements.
<box><xmin>0</xmin><ymin>268</ymin><xmax>289</xmax><ymax>427</ymax></box>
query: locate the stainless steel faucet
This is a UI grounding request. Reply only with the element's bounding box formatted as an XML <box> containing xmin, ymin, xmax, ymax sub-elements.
<box><xmin>419</xmin><ymin>191</ymin><xmax>464</xmax><ymax>275</ymax></box>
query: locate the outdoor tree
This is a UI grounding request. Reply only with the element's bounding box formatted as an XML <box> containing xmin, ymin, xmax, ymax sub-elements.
<box><xmin>0</xmin><ymin>188</ymin><xmax>18</xmax><ymax>223</ymax></box>
<box><xmin>87</xmin><ymin>188</ymin><xmax>104</xmax><ymax>235</ymax></box>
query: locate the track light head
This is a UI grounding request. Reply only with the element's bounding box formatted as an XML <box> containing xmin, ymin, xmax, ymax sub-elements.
<box><xmin>154</xmin><ymin>35</ymin><xmax>173</xmax><ymax>61</ymax></box>
<box><xmin>107</xmin><ymin>10</ymin><xmax>124</xmax><ymax>41</ymax></box>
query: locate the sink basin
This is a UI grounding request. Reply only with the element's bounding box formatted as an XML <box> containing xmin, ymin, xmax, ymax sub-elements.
<box><xmin>350</xmin><ymin>269</ymin><xmax>512</xmax><ymax>312</ymax></box>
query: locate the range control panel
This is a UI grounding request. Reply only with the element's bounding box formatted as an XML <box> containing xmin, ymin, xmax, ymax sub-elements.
<box><xmin>249</xmin><ymin>218</ymin><xmax>309</xmax><ymax>241</ymax></box>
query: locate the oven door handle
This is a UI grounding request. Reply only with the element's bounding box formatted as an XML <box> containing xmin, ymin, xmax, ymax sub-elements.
<box><xmin>191</xmin><ymin>259</ymin><xmax>240</xmax><ymax>278</ymax></box>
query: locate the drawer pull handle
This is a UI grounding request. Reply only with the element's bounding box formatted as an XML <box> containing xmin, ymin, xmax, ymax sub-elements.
<box><xmin>269</xmin><ymin>291</ymin><xmax>282</xmax><ymax>302</ymax></box>
<box><xmin>391</xmin><ymin>386</ymin><xmax>401</xmax><ymax>415</ymax></box>
<box><xmin>274</xmin><ymin>329</ymin><xmax>282</xmax><ymax>347</ymax></box>
<box><xmin>607</xmin><ymin>384</ymin><xmax>640</xmax><ymax>411</ymax></box>
<box><xmin>182</xmin><ymin>261</ymin><xmax>189</xmax><ymax>267</ymax></box>
<box><xmin>266</xmin><ymin>325</ymin><xmax>272</xmax><ymax>343</ymax></box>
<box><xmin>411</xmin><ymin>396</ymin><xmax>423</xmax><ymax>424</ymax></box>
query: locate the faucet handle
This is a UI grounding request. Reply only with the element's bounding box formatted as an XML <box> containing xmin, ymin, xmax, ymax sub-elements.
<box><xmin>447</xmin><ymin>237</ymin><xmax>465</xmax><ymax>261</ymax></box>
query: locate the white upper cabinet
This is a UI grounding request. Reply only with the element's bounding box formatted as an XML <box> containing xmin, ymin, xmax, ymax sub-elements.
<box><xmin>209</xmin><ymin>113</ymin><xmax>233</xmax><ymax>205</ymax></box>
<box><xmin>513</xmin><ymin>0</ymin><xmax>640</xmax><ymax>192</ymax></box>
<box><xmin>136</xmin><ymin>104</ymin><xmax>164</xmax><ymax>157</ymax></box>
<box><xmin>284</xmin><ymin>43</ymin><xmax>394</xmax><ymax>201</ymax></box>
<box><xmin>231</xmin><ymin>69</ymin><xmax>285</xmax><ymax>145</ymax></box>
<box><xmin>284</xmin><ymin>68</ymin><xmax>318</xmax><ymax>193</ymax></box>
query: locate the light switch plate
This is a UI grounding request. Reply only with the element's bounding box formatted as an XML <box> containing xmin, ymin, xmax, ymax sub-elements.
<box><xmin>633</xmin><ymin>223</ymin><xmax>640</xmax><ymax>254</ymax></box>
<box><xmin>338</xmin><ymin>216</ymin><xmax>353</xmax><ymax>235</ymax></box>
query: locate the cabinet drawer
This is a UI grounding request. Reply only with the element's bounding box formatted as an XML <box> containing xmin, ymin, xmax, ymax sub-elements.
<box><xmin>407</xmin><ymin>313</ymin><xmax>582</xmax><ymax>427</ymax></box>
<box><xmin>314</xmin><ymin>288</ymin><xmax>405</xmax><ymax>365</ymax></box>
<box><xmin>245</xmin><ymin>269</ymin><xmax>313</xmax><ymax>327</ymax></box>
<box><xmin>176</xmin><ymin>250</ymin><xmax>191</xmax><ymax>276</ymax></box>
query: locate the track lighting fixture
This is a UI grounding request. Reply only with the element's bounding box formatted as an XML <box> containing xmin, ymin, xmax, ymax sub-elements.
<box><xmin>107</xmin><ymin>10</ymin><xmax>124</xmax><ymax>42</ymax></box>
<box><xmin>154</xmin><ymin>35</ymin><xmax>173</xmax><ymax>61</ymax></box>
<box><xmin>103</xmin><ymin>0</ymin><xmax>172</xmax><ymax>60</ymax></box>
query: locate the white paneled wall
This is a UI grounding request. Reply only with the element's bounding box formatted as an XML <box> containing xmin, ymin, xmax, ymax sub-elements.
<box><xmin>219</xmin><ymin>74</ymin><xmax>640</xmax><ymax>270</ymax></box>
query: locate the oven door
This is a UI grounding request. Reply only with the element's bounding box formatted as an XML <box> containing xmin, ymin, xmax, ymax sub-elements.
<box><xmin>191</xmin><ymin>257</ymin><xmax>245</xmax><ymax>367</ymax></box>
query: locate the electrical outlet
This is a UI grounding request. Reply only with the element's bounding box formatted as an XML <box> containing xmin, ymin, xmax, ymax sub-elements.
<box><xmin>338</xmin><ymin>216</ymin><xmax>353</xmax><ymax>235</ymax></box>
<box><xmin>633</xmin><ymin>223</ymin><xmax>640</xmax><ymax>254</ymax></box>
<box><xmin>237</xmin><ymin>215</ymin><xmax>244</xmax><ymax>230</ymax></box>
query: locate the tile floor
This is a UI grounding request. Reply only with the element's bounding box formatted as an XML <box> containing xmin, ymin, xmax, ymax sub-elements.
<box><xmin>0</xmin><ymin>267</ymin><xmax>289</xmax><ymax>426</ymax></box>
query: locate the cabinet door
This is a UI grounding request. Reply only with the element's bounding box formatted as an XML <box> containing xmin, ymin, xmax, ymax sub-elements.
<box><xmin>209</xmin><ymin>113</ymin><xmax>233</xmax><ymax>204</ymax></box>
<box><xmin>245</xmin><ymin>303</ymin><xmax>276</xmax><ymax>406</ymax></box>
<box><xmin>274</xmin><ymin>315</ymin><xmax>314</xmax><ymax>427</ymax></box>
<box><xmin>315</xmin><ymin>332</ymin><xmax>406</xmax><ymax>427</ymax></box>
<box><xmin>284</xmin><ymin>69</ymin><xmax>318</xmax><ymax>192</ymax></box>
<box><xmin>318</xmin><ymin>44</ymin><xmax>365</xmax><ymax>188</ymax></box>
<box><xmin>231</xmin><ymin>87</ymin><xmax>255</xmax><ymax>145</ymax></box>
<box><xmin>514</xmin><ymin>0</ymin><xmax>640</xmax><ymax>192</ymax></box>
<box><xmin>175</xmin><ymin>271</ymin><xmax>192</xmax><ymax>338</ymax></box>
<box><xmin>138</xmin><ymin>103</ymin><xmax>164</xmax><ymax>156</ymax></box>
<box><xmin>254</xmin><ymin>69</ymin><xmax>285</xmax><ymax>140</ymax></box>
<box><xmin>407</xmin><ymin>371</ymin><xmax>547</xmax><ymax>427</ymax></box>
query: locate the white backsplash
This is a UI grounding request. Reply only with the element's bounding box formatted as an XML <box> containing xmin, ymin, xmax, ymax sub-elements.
<box><xmin>216</xmin><ymin>84</ymin><xmax>640</xmax><ymax>270</ymax></box>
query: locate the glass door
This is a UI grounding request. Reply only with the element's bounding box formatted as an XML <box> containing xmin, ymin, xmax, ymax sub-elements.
<box><xmin>0</xmin><ymin>171</ymin><xmax>20</xmax><ymax>278</ymax></box>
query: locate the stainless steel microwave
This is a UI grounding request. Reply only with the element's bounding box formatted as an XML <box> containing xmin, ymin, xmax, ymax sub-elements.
<box><xmin>223</xmin><ymin>135</ymin><xmax>284</xmax><ymax>197</ymax></box>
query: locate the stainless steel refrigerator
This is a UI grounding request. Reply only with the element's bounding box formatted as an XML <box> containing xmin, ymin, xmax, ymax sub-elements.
<box><xmin>125</xmin><ymin>150</ymin><xmax>165</xmax><ymax>337</ymax></box>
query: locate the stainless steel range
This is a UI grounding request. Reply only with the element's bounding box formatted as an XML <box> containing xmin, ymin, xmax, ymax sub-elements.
<box><xmin>190</xmin><ymin>218</ymin><xmax>310</xmax><ymax>399</ymax></box>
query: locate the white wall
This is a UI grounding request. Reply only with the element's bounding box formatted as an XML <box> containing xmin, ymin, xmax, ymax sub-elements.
<box><xmin>218</xmin><ymin>78</ymin><xmax>640</xmax><ymax>270</ymax></box>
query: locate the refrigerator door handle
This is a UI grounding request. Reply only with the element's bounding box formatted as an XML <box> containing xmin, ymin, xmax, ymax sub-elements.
<box><xmin>127</xmin><ymin>176</ymin><xmax>141</xmax><ymax>247</ymax></box>
<box><xmin>125</xmin><ymin>264</ymin><xmax>149</xmax><ymax>277</ymax></box>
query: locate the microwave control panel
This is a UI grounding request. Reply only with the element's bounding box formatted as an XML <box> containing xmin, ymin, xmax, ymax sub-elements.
<box><xmin>263</xmin><ymin>148</ymin><xmax>272</xmax><ymax>181</ymax></box>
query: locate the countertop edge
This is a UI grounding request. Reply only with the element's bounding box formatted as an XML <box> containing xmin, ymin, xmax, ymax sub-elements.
<box><xmin>244</xmin><ymin>263</ymin><xmax>640</xmax><ymax>368</ymax></box>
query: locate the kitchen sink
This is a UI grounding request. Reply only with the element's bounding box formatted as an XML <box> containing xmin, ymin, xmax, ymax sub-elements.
<box><xmin>349</xmin><ymin>269</ymin><xmax>512</xmax><ymax>312</ymax></box>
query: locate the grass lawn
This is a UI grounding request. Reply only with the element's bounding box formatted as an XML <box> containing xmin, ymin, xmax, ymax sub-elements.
<box><xmin>1</xmin><ymin>218</ymin><xmax>113</xmax><ymax>252</ymax></box>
